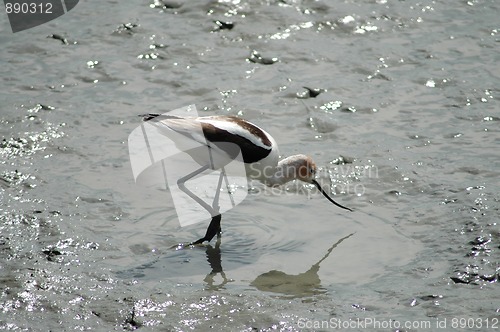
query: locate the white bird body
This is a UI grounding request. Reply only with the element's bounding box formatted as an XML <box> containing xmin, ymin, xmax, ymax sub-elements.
<box><xmin>146</xmin><ymin>115</ymin><xmax>290</xmax><ymax>185</ymax></box>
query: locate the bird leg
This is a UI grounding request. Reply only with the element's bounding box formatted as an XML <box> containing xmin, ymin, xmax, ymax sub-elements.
<box><xmin>177</xmin><ymin>164</ymin><xmax>230</xmax><ymax>244</ymax></box>
<box><xmin>177</xmin><ymin>164</ymin><xmax>215</xmax><ymax>216</ymax></box>
<box><xmin>211</xmin><ymin>166</ymin><xmax>225</xmax><ymax>213</ymax></box>
<box><xmin>191</xmin><ymin>214</ymin><xmax>221</xmax><ymax>245</ymax></box>
<box><xmin>211</xmin><ymin>166</ymin><xmax>231</xmax><ymax>239</ymax></box>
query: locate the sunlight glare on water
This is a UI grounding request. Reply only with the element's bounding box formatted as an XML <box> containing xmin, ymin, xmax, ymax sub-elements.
<box><xmin>0</xmin><ymin>0</ymin><xmax>498</xmax><ymax>330</ymax></box>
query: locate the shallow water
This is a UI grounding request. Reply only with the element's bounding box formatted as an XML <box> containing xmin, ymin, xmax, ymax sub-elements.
<box><xmin>1</xmin><ymin>0</ymin><xmax>499</xmax><ymax>330</ymax></box>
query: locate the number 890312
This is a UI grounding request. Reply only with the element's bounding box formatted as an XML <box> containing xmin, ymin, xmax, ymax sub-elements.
<box><xmin>5</xmin><ymin>2</ymin><xmax>53</xmax><ymax>14</ymax></box>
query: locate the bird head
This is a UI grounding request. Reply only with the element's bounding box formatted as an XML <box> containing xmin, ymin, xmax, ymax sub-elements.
<box><xmin>296</xmin><ymin>155</ymin><xmax>353</xmax><ymax>212</ymax></box>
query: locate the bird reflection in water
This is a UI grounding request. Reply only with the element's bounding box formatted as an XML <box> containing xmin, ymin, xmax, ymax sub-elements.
<box><xmin>203</xmin><ymin>238</ymin><xmax>232</xmax><ymax>290</ymax></box>
<box><xmin>116</xmin><ymin>233</ymin><xmax>352</xmax><ymax>292</ymax></box>
<box><xmin>199</xmin><ymin>233</ymin><xmax>354</xmax><ymax>295</ymax></box>
<box><xmin>250</xmin><ymin>233</ymin><xmax>354</xmax><ymax>298</ymax></box>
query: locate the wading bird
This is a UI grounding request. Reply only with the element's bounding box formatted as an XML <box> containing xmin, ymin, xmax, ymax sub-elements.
<box><xmin>140</xmin><ymin>114</ymin><xmax>352</xmax><ymax>245</ymax></box>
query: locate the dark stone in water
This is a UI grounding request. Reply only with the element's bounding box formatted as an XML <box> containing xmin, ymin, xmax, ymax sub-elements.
<box><xmin>162</xmin><ymin>0</ymin><xmax>182</xmax><ymax>8</ymax></box>
<box><xmin>151</xmin><ymin>0</ymin><xmax>182</xmax><ymax>9</ymax></box>
<box><xmin>47</xmin><ymin>34</ymin><xmax>68</xmax><ymax>45</ymax></box>
<box><xmin>42</xmin><ymin>248</ymin><xmax>63</xmax><ymax>261</ymax></box>
<box><xmin>214</xmin><ymin>20</ymin><xmax>234</xmax><ymax>30</ymax></box>
<box><xmin>114</xmin><ymin>23</ymin><xmax>139</xmax><ymax>35</ymax></box>
<box><xmin>479</xmin><ymin>274</ymin><xmax>498</xmax><ymax>283</ymax></box>
<box><xmin>419</xmin><ymin>294</ymin><xmax>443</xmax><ymax>301</ymax></box>
<box><xmin>303</xmin><ymin>86</ymin><xmax>323</xmax><ymax>98</ymax></box>
<box><xmin>469</xmin><ymin>236</ymin><xmax>490</xmax><ymax>246</ymax></box>
<box><xmin>39</xmin><ymin>104</ymin><xmax>55</xmax><ymax>110</ymax></box>
<box><xmin>248</xmin><ymin>50</ymin><xmax>278</xmax><ymax>65</ymax></box>
<box><xmin>122</xmin><ymin>23</ymin><xmax>138</xmax><ymax>30</ymax></box>
<box><xmin>450</xmin><ymin>276</ymin><xmax>471</xmax><ymax>284</ymax></box>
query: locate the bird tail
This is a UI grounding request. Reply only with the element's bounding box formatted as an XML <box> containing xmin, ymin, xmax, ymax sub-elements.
<box><xmin>138</xmin><ymin>113</ymin><xmax>181</xmax><ymax>122</ymax></box>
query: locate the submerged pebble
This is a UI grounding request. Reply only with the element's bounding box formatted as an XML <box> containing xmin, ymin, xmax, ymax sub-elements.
<box><xmin>213</xmin><ymin>20</ymin><xmax>235</xmax><ymax>31</ymax></box>
<box><xmin>248</xmin><ymin>50</ymin><xmax>278</xmax><ymax>65</ymax></box>
<box><xmin>299</xmin><ymin>86</ymin><xmax>324</xmax><ymax>98</ymax></box>
<box><xmin>151</xmin><ymin>0</ymin><xmax>182</xmax><ymax>9</ymax></box>
<box><xmin>114</xmin><ymin>23</ymin><xmax>140</xmax><ymax>35</ymax></box>
<box><xmin>47</xmin><ymin>34</ymin><xmax>68</xmax><ymax>45</ymax></box>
